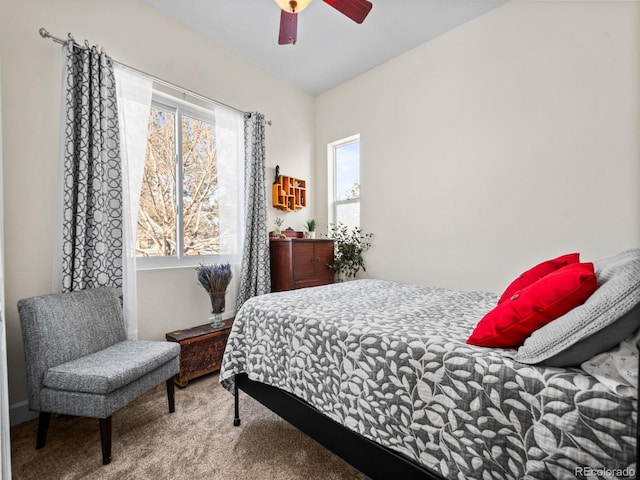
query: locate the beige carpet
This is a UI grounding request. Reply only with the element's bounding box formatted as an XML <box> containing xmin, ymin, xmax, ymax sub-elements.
<box><xmin>10</xmin><ymin>374</ymin><xmax>363</xmax><ymax>480</ymax></box>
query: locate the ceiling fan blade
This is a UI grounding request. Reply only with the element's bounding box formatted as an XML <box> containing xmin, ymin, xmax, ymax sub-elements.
<box><xmin>323</xmin><ymin>0</ymin><xmax>372</xmax><ymax>24</ymax></box>
<box><xmin>278</xmin><ymin>10</ymin><xmax>298</xmax><ymax>45</ymax></box>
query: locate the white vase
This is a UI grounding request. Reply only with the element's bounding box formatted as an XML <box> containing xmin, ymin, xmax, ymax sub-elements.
<box><xmin>308</xmin><ymin>231</ymin><xmax>316</xmax><ymax>239</ymax></box>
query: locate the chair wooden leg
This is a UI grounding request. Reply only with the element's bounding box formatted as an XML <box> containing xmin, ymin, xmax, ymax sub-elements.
<box><xmin>99</xmin><ymin>416</ymin><xmax>112</xmax><ymax>465</ymax></box>
<box><xmin>36</xmin><ymin>412</ymin><xmax>51</xmax><ymax>449</ymax></box>
<box><xmin>166</xmin><ymin>378</ymin><xmax>175</xmax><ymax>413</ymax></box>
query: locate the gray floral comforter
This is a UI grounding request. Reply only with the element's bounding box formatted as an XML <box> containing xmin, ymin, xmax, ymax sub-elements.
<box><xmin>220</xmin><ymin>279</ymin><xmax>637</xmax><ymax>480</ymax></box>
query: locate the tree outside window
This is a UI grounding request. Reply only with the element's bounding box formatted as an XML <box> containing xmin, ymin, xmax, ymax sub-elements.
<box><xmin>137</xmin><ymin>93</ymin><xmax>243</xmax><ymax>265</ymax></box>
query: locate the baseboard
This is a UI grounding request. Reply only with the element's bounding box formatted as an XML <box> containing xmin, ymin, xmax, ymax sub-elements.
<box><xmin>9</xmin><ymin>400</ymin><xmax>37</xmax><ymax>426</ymax></box>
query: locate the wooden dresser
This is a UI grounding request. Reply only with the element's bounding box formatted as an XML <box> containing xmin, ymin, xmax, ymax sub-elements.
<box><xmin>270</xmin><ymin>238</ymin><xmax>334</xmax><ymax>291</ymax></box>
<box><xmin>165</xmin><ymin>318</ymin><xmax>234</xmax><ymax>387</ymax></box>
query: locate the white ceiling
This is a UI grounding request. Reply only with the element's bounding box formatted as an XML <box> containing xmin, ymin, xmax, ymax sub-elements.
<box><xmin>144</xmin><ymin>0</ymin><xmax>506</xmax><ymax>96</ymax></box>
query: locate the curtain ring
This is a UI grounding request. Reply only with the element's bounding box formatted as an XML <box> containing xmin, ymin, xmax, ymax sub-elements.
<box><xmin>84</xmin><ymin>39</ymin><xmax>90</xmax><ymax>49</ymax></box>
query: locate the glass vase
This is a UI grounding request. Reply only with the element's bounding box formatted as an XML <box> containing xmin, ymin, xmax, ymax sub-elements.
<box><xmin>209</xmin><ymin>291</ymin><xmax>226</xmax><ymax>328</ymax></box>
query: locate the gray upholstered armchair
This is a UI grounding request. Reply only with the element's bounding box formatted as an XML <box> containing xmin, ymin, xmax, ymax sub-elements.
<box><xmin>18</xmin><ymin>287</ymin><xmax>180</xmax><ymax>465</ymax></box>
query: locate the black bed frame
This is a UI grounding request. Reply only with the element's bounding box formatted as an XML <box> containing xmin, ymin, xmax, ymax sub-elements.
<box><xmin>233</xmin><ymin>373</ymin><xmax>444</xmax><ymax>480</ymax></box>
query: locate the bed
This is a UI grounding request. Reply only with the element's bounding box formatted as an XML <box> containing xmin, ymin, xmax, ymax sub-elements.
<box><xmin>220</xmin><ymin>249</ymin><xmax>640</xmax><ymax>480</ymax></box>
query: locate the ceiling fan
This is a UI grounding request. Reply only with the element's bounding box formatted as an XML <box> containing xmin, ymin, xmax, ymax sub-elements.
<box><xmin>274</xmin><ymin>0</ymin><xmax>373</xmax><ymax>45</ymax></box>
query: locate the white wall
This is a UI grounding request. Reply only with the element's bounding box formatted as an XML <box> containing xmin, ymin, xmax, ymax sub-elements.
<box><xmin>0</xmin><ymin>57</ymin><xmax>12</xmax><ymax>479</ymax></box>
<box><xmin>315</xmin><ymin>0</ymin><xmax>640</xmax><ymax>293</ymax></box>
<box><xmin>0</xmin><ymin>0</ymin><xmax>315</xmax><ymax>417</ymax></box>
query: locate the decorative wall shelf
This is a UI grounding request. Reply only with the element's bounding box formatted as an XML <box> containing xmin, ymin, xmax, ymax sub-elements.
<box><xmin>272</xmin><ymin>173</ymin><xmax>306</xmax><ymax>211</ymax></box>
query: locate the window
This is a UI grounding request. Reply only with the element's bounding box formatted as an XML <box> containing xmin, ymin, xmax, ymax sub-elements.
<box><xmin>137</xmin><ymin>91</ymin><xmax>244</xmax><ymax>267</ymax></box>
<box><xmin>329</xmin><ymin>135</ymin><xmax>360</xmax><ymax>228</ymax></box>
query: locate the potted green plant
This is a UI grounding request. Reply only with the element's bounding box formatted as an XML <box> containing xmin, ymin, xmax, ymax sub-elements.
<box><xmin>304</xmin><ymin>219</ymin><xmax>317</xmax><ymax>239</ymax></box>
<box><xmin>327</xmin><ymin>223</ymin><xmax>373</xmax><ymax>281</ymax></box>
<box><xmin>273</xmin><ymin>217</ymin><xmax>285</xmax><ymax>238</ymax></box>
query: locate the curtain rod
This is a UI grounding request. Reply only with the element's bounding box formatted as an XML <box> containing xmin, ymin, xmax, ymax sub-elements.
<box><xmin>38</xmin><ymin>27</ymin><xmax>272</xmax><ymax>125</ymax></box>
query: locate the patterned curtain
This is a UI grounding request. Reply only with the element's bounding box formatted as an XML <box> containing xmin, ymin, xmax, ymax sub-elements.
<box><xmin>59</xmin><ymin>41</ymin><xmax>122</xmax><ymax>292</ymax></box>
<box><xmin>236</xmin><ymin>112</ymin><xmax>271</xmax><ymax>310</ymax></box>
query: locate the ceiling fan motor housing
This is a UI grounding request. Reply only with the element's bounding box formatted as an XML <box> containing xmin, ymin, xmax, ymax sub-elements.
<box><xmin>274</xmin><ymin>0</ymin><xmax>312</xmax><ymax>14</ymax></box>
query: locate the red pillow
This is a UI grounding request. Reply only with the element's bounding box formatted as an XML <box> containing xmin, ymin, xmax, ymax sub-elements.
<box><xmin>467</xmin><ymin>262</ymin><xmax>598</xmax><ymax>348</ymax></box>
<box><xmin>497</xmin><ymin>253</ymin><xmax>580</xmax><ymax>304</ymax></box>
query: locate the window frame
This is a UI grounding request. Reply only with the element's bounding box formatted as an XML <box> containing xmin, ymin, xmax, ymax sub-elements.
<box><xmin>136</xmin><ymin>90</ymin><xmax>243</xmax><ymax>270</ymax></box>
<box><xmin>328</xmin><ymin>134</ymin><xmax>361</xmax><ymax>227</ymax></box>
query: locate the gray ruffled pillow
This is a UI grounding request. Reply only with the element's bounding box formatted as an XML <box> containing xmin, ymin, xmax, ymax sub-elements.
<box><xmin>513</xmin><ymin>248</ymin><xmax>640</xmax><ymax>366</ymax></box>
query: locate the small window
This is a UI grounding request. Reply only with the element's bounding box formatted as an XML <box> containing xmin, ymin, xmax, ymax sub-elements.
<box><xmin>329</xmin><ymin>135</ymin><xmax>360</xmax><ymax>229</ymax></box>
<box><xmin>137</xmin><ymin>91</ymin><xmax>244</xmax><ymax>267</ymax></box>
